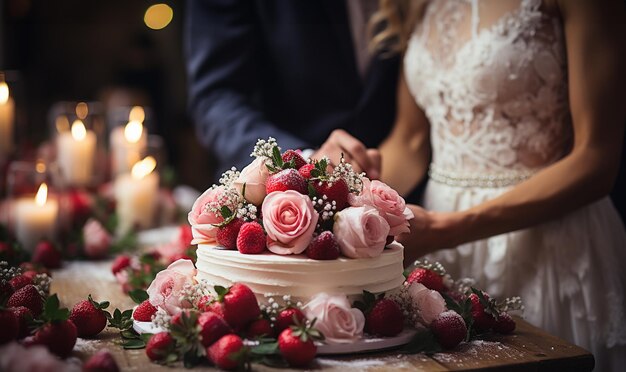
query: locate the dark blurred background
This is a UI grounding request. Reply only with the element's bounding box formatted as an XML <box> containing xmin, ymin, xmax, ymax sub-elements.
<box><xmin>1</xmin><ymin>0</ymin><xmax>214</xmax><ymax>190</ymax></box>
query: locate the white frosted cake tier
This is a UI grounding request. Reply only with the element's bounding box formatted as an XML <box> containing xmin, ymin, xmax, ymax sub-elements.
<box><xmin>195</xmin><ymin>243</ymin><xmax>405</xmax><ymax>299</ymax></box>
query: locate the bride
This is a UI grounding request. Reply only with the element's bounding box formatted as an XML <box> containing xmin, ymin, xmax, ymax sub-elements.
<box><xmin>321</xmin><ymin>0</ymin><xmax>626</xmax><ymax>369</ymax></box>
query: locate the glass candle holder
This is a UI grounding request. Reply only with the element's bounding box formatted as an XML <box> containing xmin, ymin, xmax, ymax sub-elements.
<box><xmin>49</xmin><ymin>101</ymin><xmax>106</xmax><ymax>188</ymax></box>
<box><xmin>113</xmin><ymin>136</ymin><xmax>164</xmax><ymax>236</ymax></box>
<box><xmin>6</xmin><ymin>160</ymin><xmax>62</xmax><ymax>253</ymax></box>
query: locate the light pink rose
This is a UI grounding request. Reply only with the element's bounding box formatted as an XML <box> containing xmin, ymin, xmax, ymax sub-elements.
<box><xmin>303</xmin><ymin>293</ymin><xmax>365</xmax><ymax>344</ymax></box>
<box><xmin>333</xmin><ymin>206</ymin><xmax>390</xmax><ymax>258</ymax></box>
<box><xmin>234</xmin><ymin>157</ymin><xmax>270</xmax><ymax>206</ymax></box>
<box><xmin>262</xmin><ymin>190</ymin><xmax>318</xmax><ymax>255</ymax></box>
<box><xmin>0</xmin><ymin>342</ymin><xmax>80</xmax><ymax>372</ymax></box>
<box><xmin>147</xmin><ymin>259</ymin><xmax>197</xmax><ymax>315</ymax></box>
<box><xmin>349</xmin><ymin>178</ymin><xmax>414</xmax><ymax>236</ymax></box>
<box><xmin>188</xmin><ymin>186</ymin><xmax>232</xmax><ymax>245</ymax></box>
<box><xmin>408</xmin><ymin>282</ymin><xmax>447</xmax><ymax>326</ymax></box>
<box><xmin>82</xmin><ymin>218</ymin><xmax>112</xmax><ymax>259</ymax></box>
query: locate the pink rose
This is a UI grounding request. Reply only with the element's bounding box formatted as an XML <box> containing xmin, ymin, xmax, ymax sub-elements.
<box><xmin>349</xmin><ymin>178</ymin><xmax>414</xmax><ymax>236</ymax></box>
<box><xmin>82</xmin><ymin>218</ymin><xmax>112</xmax><ymax>259</ymax></box>
<box><xmin>262</xmin><ymin>190</ymin><xmax>318</xmax><ymax>255</ymax></box>
<box><xmin>188</xmin><ymin>186</ymin><xmax>232</xmax><ymax>245</ymax></box>
<box><xmin>303</xmin><ymin>293</ymin><xmax>365</xmax><ymax>344</ymax></box>
<box><xmin>333</xmin><ymin>206</ymin><xmax>390</xmax><ymax>258</ymax></box>
<box><xmin>234</xmin><ymin>157</ymin><xmax>270</xmax><ymax>206</ymax></box>
<box><xmin>408</xmin><ymin>282</ymin><xmax>446</xmax><ymax>326</ymax></box>
<box><xmin>147</xmin><ymin>259</ymin><xmax>197</xmax><ymax>315</ymax></box>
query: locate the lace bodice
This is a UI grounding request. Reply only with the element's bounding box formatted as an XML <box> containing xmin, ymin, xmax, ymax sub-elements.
<box><xmin>404</xmin><ymin>0</ymin><xmax>572</xmax><ymax>175</ymax></box>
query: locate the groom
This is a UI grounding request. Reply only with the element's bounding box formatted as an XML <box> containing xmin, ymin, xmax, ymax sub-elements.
<box><xmin>185</xmin><ymin>0</ymin><xmax>398</xmax><ymax>180</ymax></box>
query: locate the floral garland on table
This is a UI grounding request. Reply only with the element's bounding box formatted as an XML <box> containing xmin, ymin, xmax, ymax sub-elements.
<box><xmin>113</xmin><ymin>258</ymin><xmax>522</xmax><ymax>369</ymax></box>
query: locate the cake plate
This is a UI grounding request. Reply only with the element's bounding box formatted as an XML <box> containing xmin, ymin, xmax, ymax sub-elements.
<box><xmin>133</xmin><ymin>319</ymin><xmax>417</xmax><ymax>355</ymax></box>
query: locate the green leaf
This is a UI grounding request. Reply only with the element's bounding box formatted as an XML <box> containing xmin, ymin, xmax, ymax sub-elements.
<box><xmin>121</xmin><ymin>329</ymin><xmax>138</xmax><ymax>339</ymax></box>
<box><xmin>307</xmin><ymin>183</ymin><xmax>317</xmax><ymax>199</ymax></box>
<box><xmin>251</xmin><ymin>341</ymin><xmax>279</xmax><ymax>356</ymax></box>
<box><xmin>122</xmin><ymin>309</ymin><xmax>133</xmax><ymax>319</ymax></box>
<box><xmin>220</xmin><ymin>206</ymin><xmax>233</xmax><ymax>220</ymax></box>
<box><xmin>214</xmin><ymin>285</ymin><xmax>229</xmax><ymax>300</ymax></box>
<box><xmin>122</xmin><ymin>339</ymin><xmax>146</xmax><ymax>349</ymax></box>
<box><xmin>272</xmin><ymin>146</ymin><xmax>283</xmax><ymax>168</ymax></box>
<box><xmin>442</xmin><ymin>293</ymin><xmax>463</xmax><ymax>315</ymax></box>
<box><xmin>241</xmin><ymin>182</ymin><xmax>247</xmax><ymax>198</ymax></box>
<box><xmin>129</xmin><ymin>289</ymin><xmax>149</xmax><ymax>304</ymax></box>
<box><xmin>400</xmin><ymin>331</ymin><xmax>442</xmax><ymax>355</ymax></box>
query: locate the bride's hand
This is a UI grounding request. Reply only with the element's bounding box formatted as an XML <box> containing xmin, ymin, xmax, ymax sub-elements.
<box><xmin>312</xmin><ymin>129</ymin><xmax>381</xmax><ymax>179</ymax></box>
<box><xmin>397</xmin><ymin>205</ymin><xmax>462</xmax><ymax>266</ymax></box>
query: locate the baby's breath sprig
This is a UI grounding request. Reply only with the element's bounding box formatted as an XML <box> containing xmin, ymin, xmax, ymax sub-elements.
<box><xmin>236</xmin><ymin>202</ymin><xmax>258</xmax><ymax>222</ymax></box>
<box><xmin>411</xmin><ymin>259</ymin><xmax>447</xmax><ymax>277</ymax></box>
<box><xmin>251</xmin><ymin>137</ymin><xmax>280</xmax><ymax>159</ymax></box>
<box><xmin>332</xmin><ymin>155</ymin><xmax>365</xmax><ymax>194</ymax></box>
<box><xmin>312</xmin><ymin>194</ymin><xmax>337</xmax><ymax>222</ymax></box>
<box><xmin>152</xmin><ymin>307</ymin><xmax>172</xmax><ymax>330</ymax></box>
<box><xmin>0</xmin><ymin>261</ymin><xmax>21</xmax><ymax>282</ymax></box>
<box><xmin>260</xmin><ymin>294</ymin><xmax>304</xmax><ymax>323</ymax></box>
<box><xmin>219</xmin><ymin>167</ymin><xmax>240</xmax><ymax>187</ymax></box>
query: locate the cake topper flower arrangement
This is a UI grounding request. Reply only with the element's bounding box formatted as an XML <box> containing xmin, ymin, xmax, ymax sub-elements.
<box><xmin>188</xmin><ymin>137</ymin><xmax>414</xmax><ymax>259</ymax></box>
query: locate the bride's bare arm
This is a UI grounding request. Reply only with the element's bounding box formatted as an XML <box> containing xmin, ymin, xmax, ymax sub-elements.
<box><xmin>380</xmin><ymin>73</ymin><xmax>431</xmax><ymax>196</ymax></box>
<box><xmin>401</xmin><ymin>0</ymin><xmax>626</xmax><ymax>260</ymax></box>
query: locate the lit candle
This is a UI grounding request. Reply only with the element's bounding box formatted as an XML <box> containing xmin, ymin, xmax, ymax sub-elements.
<box><xmin>14</xmin><ymin>183</ymin><xmax>59</xmax><ymax>252</ymax></box>
<box><xmin>114</xmin><ymin>156</ymin><xmax>158</xmax><ymax>235</ymax></box>
<box><xmin>57</xmin><ymin>119</ymin><xmax>97</xmax><ymax>186</ymax></box>
<box><xmin>0</xmin><ymin>81</ymin><xmax>15</xmax><ymax>159</ymax></box>
<box><xmin>110</xmin><ymin>107</ymin><xmax>148</xmax><ymax>176</ymax></box>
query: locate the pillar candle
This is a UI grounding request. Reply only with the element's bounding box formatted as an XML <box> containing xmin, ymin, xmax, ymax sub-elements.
<box><xmin>57</xmin><ymin>119</ymin><xmax>96</xmax><ymax>186</ymax></box>
<box><xmin>110</xmin><ymin>120</ymin><xmax>147</xmax><ymax>176</ymax></box>
<box><xmin>114</xmin><ymin>156</ymin><xmax>158</xmax><ymax>236</ymax></box>
<box><xmin>13</xmin><ymin>183</ymin><xmax>58</xmax><ymax>252</ymax></box>
<box><xmin>0</xmin><ymin>82</ymin><xmax>15</xmax><ymax>159</ymax></box>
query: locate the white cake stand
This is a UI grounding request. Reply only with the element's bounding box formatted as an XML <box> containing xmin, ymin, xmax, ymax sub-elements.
<box><xmin>133</xmin><ymin>319</ymin><xmax>416</xmax><ymax>355</ymax></box>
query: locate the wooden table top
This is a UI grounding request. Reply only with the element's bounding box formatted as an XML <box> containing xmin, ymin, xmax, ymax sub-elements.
<box><xmin>52</xmin><ymin>260</ymin><xmax>595</xmax><ymax>371</ymax></box>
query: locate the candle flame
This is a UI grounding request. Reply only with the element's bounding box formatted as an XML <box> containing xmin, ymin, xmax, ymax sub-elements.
<box><xmin>76</xmin><ymin>102</ymin><xmax>89</xmax><ymax>119</ymax></box>
<box><xmin>35</xmin><ymin>183</ymin><xmax>48</xmax><ymax>206</ymax></box>
<box><xmin>124</xmin><ymin>120</ymin><xmax>144</xmax><ymax>143</ymax></box>
<box><xmin>36</xmin><ymin>161</ymin><xmax>47</xmax><ymax>174</ymax></box>
<box><xmin>0</xmin><ymin>82</ymin><xmax>8</xmax><ymax>104</ymax></box>
<box><xmin>129</xmin><ymin>106</ymin><xmax>145</xmax><ymax>123</ymax></box>
<box><xmin>71</xmin><ymin>120</ymin><xmax>87</xmax><ymax>141</ymax></box>
<box><xmin>131</xmin><ymin>156</ymin><xmax>156</xmax><ymax>180</ymax></box>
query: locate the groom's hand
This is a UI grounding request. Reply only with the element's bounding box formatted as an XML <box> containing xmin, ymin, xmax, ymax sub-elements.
<box><xmin>312</xmin><ymin>130</ymin><xmax>381</xmax><ymax>179</ymax></box>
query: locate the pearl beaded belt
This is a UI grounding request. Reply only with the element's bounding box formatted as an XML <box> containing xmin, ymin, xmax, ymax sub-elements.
<box><xmin>428</xmin><ymin>164</ymin><xmax>536</xmax><ymax>188</ymax></box>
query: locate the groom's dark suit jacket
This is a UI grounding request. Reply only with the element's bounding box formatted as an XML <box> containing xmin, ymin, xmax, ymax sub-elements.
<box><xmin>185</xmin><ymin>0</ymin><xmax>399</xmax><ymax>177</ymax></box>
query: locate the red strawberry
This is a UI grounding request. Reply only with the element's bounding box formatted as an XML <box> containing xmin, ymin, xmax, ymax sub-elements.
<box><xmin>198</xmin><ymin>311</ymin><xmax>231</xmax><ymax>347</ymax></box>
<box><xmin>281</xmin><ymin>150</ymin><xmax>307</xmax><ymax>169</ymax></box>
<box><xmin>216</xmin><ymin>218</ymin><xmax>245</xmax><ymax>250</ymax></box>
<box><xmin>32</xmin><ymin>241</ymin><xmax>62</xmax><ymax>269</ymax></box>
<box><xmin>298</xmin><ymin>164</ymin><xmax>315</xmax><ymax>179</ymax></box>
<box><xmin>430</xmin><ymin>310</ymin><xmax>467</xmax><ymax>349</ymax></box>
<box><xmin>133</xmin><ymin>300</ymin><xmax>157</xmax><ymax>322</ymax></box>
<box><xmin>278</xmin><ymin>325</ymin><xmax>319</xmax><ymax>367</ymax></box>
<box><xmin>8</xmin><ymin>284</ymin><xmax>43</xmax><ymax>316</ymax></box>
<box><xmin>9</xmin><ymin>274</ymin><xmax>32</xmax><ymax>291</ymax></box>
<box><xmin>236</xmin><ymin>222</ymin><xmax>266</xmax><ymax>254</ymax></box>
<box><xmin>406</xmin><ymin>268</ymin><xmax>444</xmax><ymax>292</ymax></box>
<box><xmin>207</xmin><ymin>334</ymin><xmax>246</xmax><ymax>370</ymax></box>
<box><xmin>246</xmin><ymin>318</ymin><xmax>273</xmax><ymax>338</ymax></box>
<box><xmin>10</xmin><ymin>306</ymin><xmax>33</xmax><ymax>338</ymax></box>
<box><xmin>266</xmin><ymin>169</ymin><xmax>308</xmax><ymax>195</ymax></box>
<box><xmin>208</xmin><ymin>283</ymin><xmax>260</xmax><ymax>331</ymax></box>
<box><xmin>0</xmin><ymin>308</ymin><xmax>19</xmax><ymax>344</ymax></box>
<box><xmin>469</xmin><ymin>293</ymin><xmax>496</xmax><ymax>332</ymax></box>
<box><xmin>145</xmin><ymin>332</ymin><xmax>175</xmax><ymax>361</ymax></box>
<box><xmin>69</xmin><ymin>295</ymin><xmax>109</xmax><ymax>337</ymax></box>
<box><xmin>32</xmin><ymin>320</ymin><xmax>77</xmax><ymax>358</ymax></box>
<box><xmin>312</xmin><ymin>178</ymin><xmax>349</xmax><ymax>209</ymax></box>
<box><xmin>493</xmin><ymin>312</ymin><xmax>516</xmax><ymax>334</ymax></box>
<box><xmin>21</xmin><ymin>270</ymin><xmax>39</xmax><ymax>282</ymax></box>
<box><xmin>83</xmin><ymin>350</ymin><xmax>120</xmax><ymax>372</ymax></box>
<box><xmin>306</xmin><ymin>231</ymin><xmax>340</xmax><ymax>260</ymax></box>
<box><xmin>111</xmin><ymin>255</ymin><xmax>131</xmax><ymax>275</ymax></box>
<box><xmin>365</xmin><ymin>298</ymin><xmax>404</xmax><ymax>337</ymax></box>
<box><xmin>275</xmin><ymin>307</ymin><xmax>306</xmax><ymax>335</ymax></box>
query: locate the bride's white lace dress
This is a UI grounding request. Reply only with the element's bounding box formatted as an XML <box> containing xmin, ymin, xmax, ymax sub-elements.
<box><xmin>404</xmin><ymin>0</ymin><xmax>626</xmax><ymax>369</ymax></box>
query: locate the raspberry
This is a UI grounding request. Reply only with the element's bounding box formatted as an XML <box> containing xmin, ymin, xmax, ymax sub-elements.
<box><xmin>236</xmin><ymin>222</ymin><xmax>266</xmax><ymax>254</ymax></box>
<box><xmin>306</xmin><ymin>231</ymin><xmax>340</xmax><ymax>260</ymax></box>
<box><xmin>430</xmin><ymin>310</ymin><xmax>467</xmax><ymax>349</ymax></box>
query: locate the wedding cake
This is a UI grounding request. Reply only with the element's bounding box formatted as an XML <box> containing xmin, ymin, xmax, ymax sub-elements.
<box><xmin>188</xmin><ymin>138</ymin><xmax>414</xmax><ymax>302</ymax></box>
